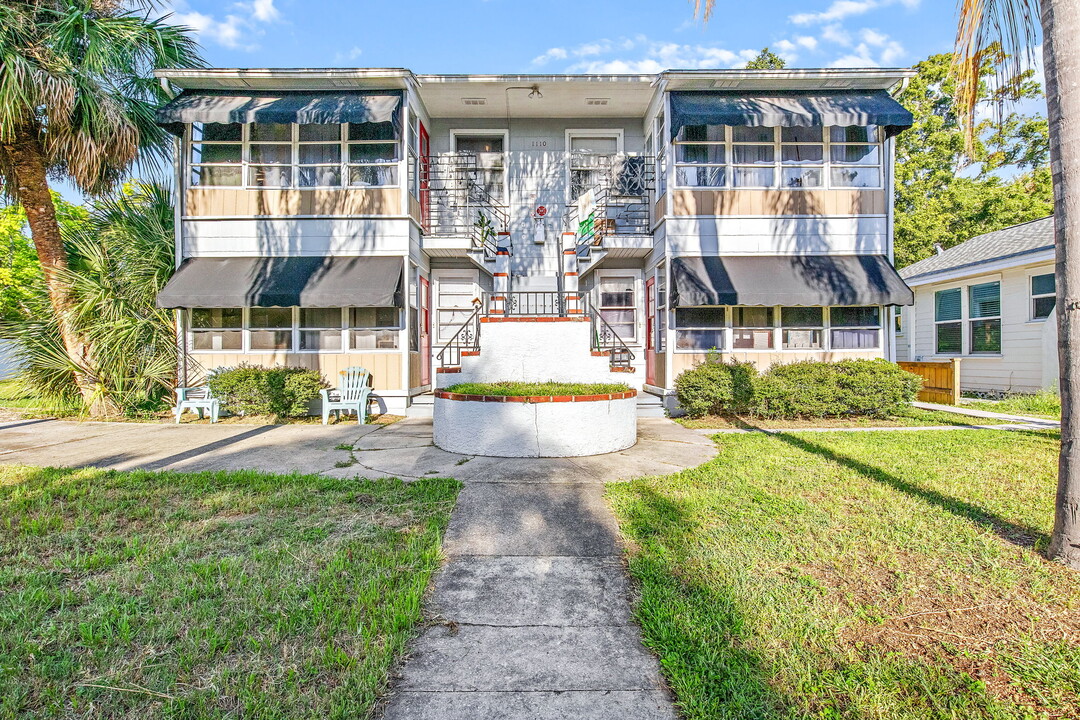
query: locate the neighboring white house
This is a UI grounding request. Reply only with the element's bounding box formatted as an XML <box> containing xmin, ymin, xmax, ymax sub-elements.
<box><xmin>897</xmin><ymin>217</ymin><xmax>1057</xmax><ymax>394</ymax></box>
<box><xmin>152</xmin><ymin>66</ymin><xmax>917</xmax><ymax>413</ymax></box>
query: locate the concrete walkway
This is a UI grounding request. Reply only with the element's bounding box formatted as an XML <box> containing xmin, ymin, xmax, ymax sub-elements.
<box><xmin>0</xmin><ymin>415</ymin><xmax>716</xmax><ymax>719</ymax></box>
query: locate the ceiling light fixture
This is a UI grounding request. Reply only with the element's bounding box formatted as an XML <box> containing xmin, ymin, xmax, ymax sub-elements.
<box><xmin>528</xmin><ymin>84</ymin><xmax>543</xmax><ymax>99</ymax></box>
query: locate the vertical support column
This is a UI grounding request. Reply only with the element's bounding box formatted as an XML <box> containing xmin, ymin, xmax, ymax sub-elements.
<box><xmin>562</xmin><ymin>232</ymin><xmax>581</xmax><ymax>315</ymax></box>
<box><xmin>490</xmin><ymin>242</ymin><xmax>510</xmax><ymax>315</ymax></box>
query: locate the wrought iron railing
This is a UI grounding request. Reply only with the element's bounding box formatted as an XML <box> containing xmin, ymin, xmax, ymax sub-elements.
<box><xmin>565</xmin><ymin>154</ymin><xmax>655</xmax><ymax>252</ymax></box>
<box><xmin>435</xmin><ymin>302</ymin><xmax>483</xmax><ymax>369</ymax></box>
<box><xmin>590</xmin><ymin>309</ymin><xmax>635</xmax><ymax>369</ymax></box>
<box><xmin>423</xmin><ymin>153</ymin><xmax>509</xmax><ymax>257</ymax></box>
<box><xmin>492</xmin><ymin>291</ymin><xmax>591</xmax><ymax>317</ymax></box>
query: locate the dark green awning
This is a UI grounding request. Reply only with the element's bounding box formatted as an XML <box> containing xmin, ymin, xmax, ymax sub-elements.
<box><xmin>156</xmin><ymin>256</ymin><xmax>403</xmax><ymax>308</ymax></box>
<box><xmin>669</xmin><ymin>90</ymin><xmax>913</xmax><ymax>139</ymax></box>
<box><xmin>156</xmin><ymin>90</ymin><xmax>402</xmax><ymax>136</ymax></box>
<box><xmin>671</xmin><ymin>255</ymin><xmax>913</xmax><ymax>307</ymax></box>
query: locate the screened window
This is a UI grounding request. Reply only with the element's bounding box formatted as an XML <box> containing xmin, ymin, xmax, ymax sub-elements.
<box><xmin>598</xmin><ymin>276</ymin><xmax>636</xmax><ymax>341</ymax></box>
<box><xmin>780</xmin><ymin>127</ymin><xmax>824</xmax><ymax>188</ymax></box>
<box><xmin>935</xmin><ymin>288</ymin><xmax>963</xmax><ymax>354</ymax></box>
<box><xmin>1032</xmin><ymin>272</ymin><xmax>1056</xmax><ymax>319</ymax></box>
<box><xmin>674</xmin><ymin>307</ymin><xmax>725</xmax><ymax>351</ymax></box>
<box><xmin>190</xmin><ymin>308</ymin><xmax>242</xmax><ymax>351</ymax></box>
<box><xmin>674</xmin><ymin>124</ymin><xmax>726</xmax><ymax>188</ymax></box>
<box><xmin>781</xmin><ymin>306</ymin><xmax>824</xmax><ymax>349</ymax></box>
<box><xmin>300</xmin><ymin>308</ymin><xmax>343</xmax><ymax>351</ymax></box>
<box><xmin>347</xmin><ymin>122</ymin><xmax>398</xmax><ymax>187</ymax></box>
<box><xmin>731</xmin><ymin>126</ymin><xmax>775</xmax><ymax>188</ymax></box>
<box><xmin>830</xmin><ymin>306</ymin><xmax>881</xmax><ymax>349</ymax></box>
<box><xmin>349</xmin><ymin>307</ymin><xmax>399</xmax><ymax>350</ymax></box>
<box><xmin>829</xmin><ymin>125</ymin><xmax>881</xmax><ymax>188</ymax></box>
<box><xmin>894</xmin><ymin>306</ymin><xmax>903</xmax><ymax>334</ymax></box>
<box><xmin>968</xmin><ymin>282</ymin><xmax>1001</xmax><ymax>353</ymax></box>
<box><xmin>731</xmin><ymin>306</ymin><xmax>774</xmax><ymax>349</ymax></box>
<box><xmin>190</xmin><ymin>123</ymin><xmax>243</xmax><ymax>187</ymax></box>
<box><xmin>656</xmin><ymin>264</ymin><xmax>668</xmax><ymax>352</ymax></box>
<box><xmin>455</xmin><ymin>135</ymin><xmax>505</xmax><ymax>201</ymax></box>
<box><xmin>570</xmin><ymin>135</ymin><xmax>619</xmax><ymax>199</ymax></box>
<box><xmin>249</xmin><ymin>307</ymin><xmax>293</xmax><ymax>351</ymax></box>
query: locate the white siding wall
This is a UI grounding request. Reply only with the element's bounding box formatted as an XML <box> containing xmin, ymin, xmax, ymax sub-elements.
<box><xmin>905</xmin><ymin>260</ymin><xmax>1056</xmax><ymax>393</ymax></box>
<box><xmin>182</xmin><ymin>218</ymin><xmax>411</xmax><ymax>257</ymax></box>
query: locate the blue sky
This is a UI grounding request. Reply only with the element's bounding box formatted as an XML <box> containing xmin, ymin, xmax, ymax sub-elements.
<box><xmin>164</xmin><ymin>0</ymin><xmax>960</xmax><ymax>73</ymax></box>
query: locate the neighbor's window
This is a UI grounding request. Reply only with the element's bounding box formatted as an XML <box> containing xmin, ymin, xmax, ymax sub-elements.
<box><xmin>968</xmin><ymin>281</ymin><xmax>1001</xmax><ymax>353</ymax></box>
<box><xmin>934</xmin><ymin>288</ymin><xmax>963</xmax><ymax>354</ymax></box>
<box><xmin>830</xmin><ymin>306</ymin><xmax>881</xmax><ymax>349</ymax></box>
<box><xmin>731</xmin><ymin>306</ymin><xmax>774</xmax><ymax>349</ymax></box>
<box><xmin>598</xmin><ymin>276</ymin><xmax>636</xmax><ymax>341</ymax></box>
<box><xmin>1032</xmin><ymin>272</ymin><xmax>1056</xmax><ymax>320</ymax></box>
<box><xmin>894</xmin><ymin>306</ymin><xmax>903</xmax><ymax>334</ymax></box>
<box><xmin>350</xmin><ymin>307</ymin><xmax>400</xmax><ymax>350</ymax></box>
<box><xmin>190</xmin><ymin>308</ymin><xmax>242</xmax><ymax>351</ymax></box>
<box><xmin>190</xmin><ymin>123</ymin><xmax>243</xmax><ymax>187</ymax></box>
<box><xmin>674</xmin><ymin>307</ymin><xmax>725</xmax><ymax>351</ymax></box>
<box><xmin>248</xmin><ymin>307</ymin><xmax>293</xmax><ymax>351</ymax></box>
<box><xmin>781</xmin><ymin>306</ymin><xmax>824</xmax><ymax>349</ymax></box>
<box><xmin>299</xmin><ymin>308</ymin><xmax>343</xmax><ymax>351</ymax></box>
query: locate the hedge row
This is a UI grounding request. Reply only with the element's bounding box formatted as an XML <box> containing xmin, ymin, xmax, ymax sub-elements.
<box><xmin>206</xmin><ymin>364</ymin><xmax>327</xmax><ymax>417</ymax></box>
<box><xmin>675</xmin><ymin>356</ymin><xmax>922</xmax><ymax>419</ymax></box>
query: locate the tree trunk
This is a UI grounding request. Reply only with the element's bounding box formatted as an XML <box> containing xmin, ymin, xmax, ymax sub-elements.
<box><xmin>1044</xmin><ymin>0</ymin><xmax>1080</xmax><ymax>569</ymax></box>
<box><xmin>4</xmin><ymin>121</ymin><xmax>115</xmax><ymax>417</ymax></box>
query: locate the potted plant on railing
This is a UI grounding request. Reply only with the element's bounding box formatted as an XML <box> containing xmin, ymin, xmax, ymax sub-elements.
<box><xmin>475</xmin><ymin>211</ymin><xmax>496</xmax><ymax>252</ymax></box>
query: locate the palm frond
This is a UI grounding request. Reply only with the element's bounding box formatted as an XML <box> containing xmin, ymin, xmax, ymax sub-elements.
<box><xmin>692</xmin><ymin>0</ymin><xmax>716</xmax><ymax>23</ymax></box>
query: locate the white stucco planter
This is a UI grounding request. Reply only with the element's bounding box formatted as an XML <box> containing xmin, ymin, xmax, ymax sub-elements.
<box><xmin>433</xmin><ymin>390</ymin><xmax>638</xmax><ymax>457</ymax></box>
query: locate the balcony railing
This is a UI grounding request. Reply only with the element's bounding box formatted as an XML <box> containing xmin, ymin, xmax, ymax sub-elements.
<box><xmin>566</xmin><ymin>154</ymin><xmax>655</xmax><ymax>251</ymax></box>
<box><xmin>423</xmin><ymin>153</ymin><xmax>508</xmax><ymax>257</ymax></box>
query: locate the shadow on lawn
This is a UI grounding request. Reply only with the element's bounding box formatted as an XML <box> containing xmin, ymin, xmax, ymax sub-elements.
<box><xmin>767</xmin><ymin>430</ymin><xmax>1050</xmax><ymax>550</ymax></box>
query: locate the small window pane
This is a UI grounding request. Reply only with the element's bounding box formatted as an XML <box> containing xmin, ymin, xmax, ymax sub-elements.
<box><xmin>1032</xmin><ymin>273</ymin><xmax>1056</xmax><ymax>296</ymax></box>
<box><xmin>732</xmin><ymin>328</ymin><xmax>773</xmax><ymax>349</ymax></box>
<box><xmin>733</xmin><ymin>145</ymin><xmax>774</xmax><ymax>164</ymax></box>
<box><xmin>299</xmin><ymin>144</ymin><xmax>341</xmax><ymax>164</ymax></box>
<box><xmin>677</xmin><ymin>144</ymin><xmax>726</xmax><ymax>164</ymax></box>
<box><xmin>732</xmin><ymin>307</ymin><xmax>773</xmax><ymax>327</ymax></box>
<box><xmin>831</xmin><ymin>306</ymin><xmax>880</xmax><ymax>327</ymax></box>
<box><xmin>349</xmin><ymin>122</ymin><xmax>396</xmax><ymax>141</ymax></box>
<box><xmin>300</xmin><ymin>329</ymin><xmax>342</xmax><ymax>351</ymax></box>
<box><xmin>830</xmin><ymin>144</ymin><xmax>879</xmax><ymax>165</ymax></box>
<box><xmin>732</xmin><ymin>126</ymin><xmax>774</xmax><ymax>142</ymax></box>
<box><xmin>349</xmin><ymin>165</ymin><xmax>397</xmax><ymax>186</ymax></box>
<box><xmin>299</xmin><ymin>124</ymin><xmax>341</xmax><ymax>141</ymax></box>
<box><xmin>192</xmin><ymin>144</ymin><xmax>242</xmax><ymax>164</ymax></box>
<box><xmin>299</xmin><ymin>166</ymin><xmax>342</xmax><ymax>187</ymax></box>
<box><xmin>733</xmin><ymin>166</ymin><xmax>774</xmax><ymax>187</ymax></box>
<box><xmin>675</xmin><ymin>307</ymin><xmax>725</xmax><ymax>328</ymax></box>
<box><xmin>349</xmin><ymin>143</ymin><xmax>398</xmax><ymax>163</ymax></box>
<box><xmin>783</xmin><ymin>329</ymin><xmax>823</xmax><ymax>349</ymax></box>
<box><xmin>781</xmin><ymin>145</ymin><xmax>823</xmax><ymax>163</ymax></box>
<box><xmin>969</xmin><ymin>282</ymin><xmax>1000</xmax><ymax>318</ymax></box>
<box><xmin>676</xmin><ymin>329</ymin><xmax>725</xmax><ymax>351</ymax></box>
<box><xmin>781</xmin><ymin>126</ymin><xmax>823</xmax><ymax>142</ymax></box>
<box><xmin>676</xmin><ymin>166</ymin><xmax>726</xmax><ymax>187</ymax></box>
<box><xmin>192</xmin><ymin>330</ymin><xmax>242</xmax><ymax>351</ymax></box>
<box><xmin>196</xmin><ymin>123</ymin><xmax>243</xmax><ymax>142</ymax></box>
<box><xmin>781</xmin><ymin>167</ymin><xmax>822</xmax><ymax>188</ymax></box>
<box><xmin>781</xmin><ymin>307</ymin><xmax>823</xmax><ymax>326</ymax></box>
<box><xmin>678</xmin><ymin>125</ymin><xmax>725</xmax><ymax>142</ymax></box>
<box><xmin>249</xmin><ymin>166</ymin><xmax>292</xmax><ymax>187</ymax></box>
<box><xmin>351</xmin><ymin>329</ymin><xmax>399</xmax><ymax>349</ymax></box>
<box><xmin>250</xmin><ymin>307</ymin><xmax>292</xmax><ymax>328</ymax></box>
<box><xmin>192</xmin><ymin>308</ymin><xmax>242</xmax><ymax>328</ymax></box>
<box><xmin>830</xmin><ymin>126</ymin><xmax>879</xmax><ymax>143</ymax></box>
<box><xmin>350</xmin><ymin>307</ymin><xmax>399</xmax><ymax>327</ymax></box>
<box><xmin>249</xmin><ymin>330</ymin><xmax>292</xmax><ymax>351</ymax></box>
<box><xmin>970</xmin><ymin>319</ymin><xmax>1001</xmax><ymax>353</ymax></box>
<box><xmin>830</xmin><ymin>167</ymin><xmax>880</xmax><ymax>187</ymax></box>
<box><xmin>1034</xmin><ymin>296</ymin><xmax>1057</xmax><ymax>319</ymax></box>
<box><xmin>600</xmin><ymin>278</ymin><xmax>634</xmax><ymax>307</ymax></box>
<box><xmin>936</xmin><ymin>322</ymin><xmax>962</xmax><ymax>354</ymax></box>
<box><xmin>935</xmin><ymin>289</ymin><xmax>962</xmax><ymax>322</ymax></box>
<box><xmin>831</xmin><ymin>328</ymin><xmax>879</xmax><ymax>349</ymax></box>
<box><xmin>250</xmin><ymin>123</ymin><xmax>291</xmax><ymax>141</ymax></box>
<box><xmin>456</xmin><ymin>136</ymin><xmax>504</xmax><ymax>153</ymax></box>
<box><xmin>570</xmin><ymin>136</ymin><xmax>618</xmax><ymax>153</ymax></box>
<box><xmin>250</xmin><ymin>144</ymin><xmax>292</xmax><ymax>164</ymax></box>
<box><xmin>192</xmin><ymin>166</ymin><xmax>241</xmax><ymax>187</ymax></box>
<box><xmin>300</xmin><ymin>308</ymin><xmax>341</xmax><ymax>328</ymax></box>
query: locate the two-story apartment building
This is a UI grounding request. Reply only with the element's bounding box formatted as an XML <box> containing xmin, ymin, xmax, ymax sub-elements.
<box><xmin>154</xmin><ymin>67</ymin><xmax>916</xmax><ymax>413</ymax></box>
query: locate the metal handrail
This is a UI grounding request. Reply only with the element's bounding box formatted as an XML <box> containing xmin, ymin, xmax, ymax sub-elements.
<box><xmin>566</xmin><ymin>154</ymin><xmax>655</xmax><ymax>253</ymax></box>
<box><xmin>423</xmin><ymin>153</ymin><xmax>508</xmax><ymax>257</ymax></box>
<box><xmin>495</xmin><ymin>291</ymin><xmax>590</xmax><ymax>317</ymax></box>
<box><xmin>435</xmin><ymin>302</ymin><xmax>483</xmax><ymax>369</ymax></box>
<box><xmin>590</xmin><ymin>309</ymin><xmax>635</xmax><ymax>369</ymax></box>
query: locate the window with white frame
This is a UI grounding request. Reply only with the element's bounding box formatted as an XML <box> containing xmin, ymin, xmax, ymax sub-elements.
<box><xmin>189</xmin><ymin>122</ymin><xmax>399</xmax><ymax>189</ymax></box>
<box><xmin>249</xmin><ymin>307</ymin><xmax>293</xmax><ymax>351</ymax></box>
<box><xmin>569</xmin><ymin>134</ymin><xmax>620</xmax><ymax>200</ymax></box>
<box><xmin>299</xmin><ymin>308</ymin><xmax>342</xmax><ymax>351</ymax></box>
<box><xmin>190</xmin><ymin>308</ymin><xmax>243</xmax><ymax>351</ymax></box>
<box><xmin>654</xmin><ymin>110</ymin><xmax>668</xmax><ymax>197</ymax></box>
<box><xmin>598</xmin><ymin>276</ymin><xmax>636</xmax><ymax>342</ymax></box>
<box><xmin>673</xmin><ymin>125</ymin><xmax>883</xmax><ymax>190</ymax></box>
<box><xmin>674</xmin><ymin>307</ymin><xmax>725</xmax><ymax>351</ymax></box>
<box><xmin>830</xmin><ymin>306</ymin><xmax>881</xmax><ymax>349</ymax></box>
<box><xmin>455</xmin><ymin>135</ymin><xmax>505</xmax><ymax>201</ymax></box>
<box><xmin>968</xmin><ymin>282</ymin><xmax>1001</xmax><ymax>353</ymax></box>
<box><xmin>732</xmin><ymin>307</ymin><xmax>774</xmax><ymax>349</ymax></box>
<box><xmin>894</xmin><ymin>306</ymin><xmax>904</xmax><ymax>334</ymax></box>
<box><xmin>781</xmin><ymin>306</ymin><xmax>824</xmax><ymax>349</ymax></box>
<box><xmin>349</xmin><ymin>307</ymin><xmax>400</xmax><ymax>349</ymax></box>
<box><xmin>1032</xmin><ymin>272</ymin><xmax>1056</xmax><ymax>319</ymax></box>
<box><xmin>935</xmin><ymin>288</ymin><xmax>963</xmax><ymax>354</ymax></box>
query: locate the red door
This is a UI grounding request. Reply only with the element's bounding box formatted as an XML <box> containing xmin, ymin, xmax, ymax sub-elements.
<box><xmin>419</xmin><ymin>122</ymin><xmax>431</xmax><ymax>232</ymax></box>
<box><xmin>420</xmin><ymin>276</ymin><xmax>432</xmax><ymax>386</ymax></box>
<box><xmin>645</xmin><ymin>276</ymin><xmax>656</xmax><ymax>386</ymax></box>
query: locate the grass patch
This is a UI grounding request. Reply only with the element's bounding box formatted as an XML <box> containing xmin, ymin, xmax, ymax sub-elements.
<box><xmin>962</xmin><ymin>391</ymin><xmax>1062</xmax><ymax>419</ymax></box>
<box><xmin>675</xmin><ymin>406</ymin><xmax>1016</xmax><ymax>430</ymax></box>
<box><xmin>607</xmin><ymin>428</ymin><xmax>1080</xmax><ymax>719</ymax></box>
<box><xmin>443</xmin><ymin>381</ymin><xmax>631</xmax><ymax>397</ymax></box>
<box><xmin>0</xmin><ymin>466</ymin><xmax>459</xmax><ymax>718</ymax></box>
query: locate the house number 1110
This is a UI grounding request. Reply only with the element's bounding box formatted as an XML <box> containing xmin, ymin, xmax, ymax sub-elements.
<box><xmin>530</xmin><ymin>141</ymin><xmax>547</xmax><ymax>147</ymax></box>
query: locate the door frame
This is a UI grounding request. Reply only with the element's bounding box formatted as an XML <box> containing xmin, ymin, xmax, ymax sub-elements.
<box><xmin>419</xmin><ymin>275</ymin><xmax>432</xmax><ymax>387</ymax></box>
<box><xmin>419</xmin><ymin>121</ymin><xmax>431</xmax><ymax>232</ymax></box>
<box><xmin>645</xmin><ymin>275</ymin><xmax>656</xmax><ymax>386</ymax></box>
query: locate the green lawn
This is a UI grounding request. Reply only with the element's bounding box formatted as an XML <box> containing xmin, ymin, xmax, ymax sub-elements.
<box><xmin>607</xmin><ymin>428</ymin><xmax>1079</xmax><ymax>720</ymax></box>
<box><xmin>0</xmin><ymin>379</ymin><xmax>46</xmax><ymax>410</ymax></box>
<box><xmin>962</xmin><ymin>391</ymin><xmax>1062</xmax><ymax>419</ymax></box>
<box><xmin>443</xmin><ymin>380</ymin><xmax>632</xmax><ymax>396</ymax></box>
<box><xmin>0</xmin><ymin>466</ymin><xmax>459</xmax><ymax>718</ymax></box>
<box><xmin>675</xmin><ymin>406</ymin><xmax>1015</xmax><ymax>430</ymax></box>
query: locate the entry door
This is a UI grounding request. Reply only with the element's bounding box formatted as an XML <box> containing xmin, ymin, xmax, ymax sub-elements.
<box><xmin>645</xmin><ymin>276</ymin><xmax>656</xmax><ymax>386</ymax></box>
<box><xmin>420</xmin><ymin>275</ymin><xmax>432</xmax><ymax>386</ymax></box>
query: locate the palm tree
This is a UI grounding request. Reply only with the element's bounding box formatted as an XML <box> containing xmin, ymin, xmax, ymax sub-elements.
<box><xmin>693</xmin><ymin>0</ymin><xmax>1080</xmax><ymax>569</ymax></box>
<box><xmin>0</xmin><ymin>0</ymin><xmax>201</xmax><ymax>415</ymax></box>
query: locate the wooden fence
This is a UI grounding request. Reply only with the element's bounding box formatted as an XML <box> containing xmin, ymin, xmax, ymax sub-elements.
<box><xmin>897</xmin><ymin>359</ymin><xmax>961</xmax><ymax>405</ymax></box>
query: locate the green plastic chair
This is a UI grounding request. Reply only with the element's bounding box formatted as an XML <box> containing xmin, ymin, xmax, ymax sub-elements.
<box><xmin>321</xmin><ymin>367</ymin><xmax>373</xmax><ymax>425</ymax></box>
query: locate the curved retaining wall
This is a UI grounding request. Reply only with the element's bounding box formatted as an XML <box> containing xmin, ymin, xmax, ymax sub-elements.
<box><xmin>433</xmin><ymin>390</ymin><xmax>638</xmax><ymax>457</ymax></box>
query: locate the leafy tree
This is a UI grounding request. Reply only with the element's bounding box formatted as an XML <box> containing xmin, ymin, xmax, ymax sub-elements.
<box><xmin>893</xmin><ymin>52</ymin><xmax>1052</xmax><ymax>268</ymax></box>
<box><xmin>0</xmin><ymin>0</ymin><xmax>201</xmax><ymax>415</ymax></box>
<box><xmin>745</xmin><ymin>47</ymin><xmax>786</xmax><ymax>69</ymax></box>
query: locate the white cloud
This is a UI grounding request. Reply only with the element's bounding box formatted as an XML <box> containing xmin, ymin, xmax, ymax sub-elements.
<box><xmin>251</xmin><ymin>0</ymin><xmax>279</xmax><ymax>22</ymax></box>
<box><xmin>827</xmin><ymin>34</ymin><xmax>906</xmax><ymax>67</ymax></box>
<box><xmin>532</xmin><ymin>36</ymin><xmax>759</xmax><ymax>73</ymax></box>
<box><xmin>820</xmin><ymin>23</ymin><xmax>853</xmax><ymax>47</ymax></box>
<box><xmin>860</xmin><ymin>28</ymin><xmax>888</xmax><ymax>46</ymax></box>
<box><xmin>791</xmin><ymin>0</ymin><xmax>879</xmax><ymax>25</ymax></box>
<box><xmin>166</xmin><ymin>0</ymin><xmax>280</xmax><ymax>50</ymax></box>
<box><xmin>796</xmin><ymin>35</ymin><xmax>819</xmax><ymax>50</ymax></box>
<box><xmin>334</xmin><ymin>46</ymin><xmax>363</xmax><ymax>64</ymax></box>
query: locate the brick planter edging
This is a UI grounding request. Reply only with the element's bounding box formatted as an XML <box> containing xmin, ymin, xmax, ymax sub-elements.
<box><xmin>435</xmin><ymin>389</ymin><xmax>637</xmax><ymax>403</ymax></box>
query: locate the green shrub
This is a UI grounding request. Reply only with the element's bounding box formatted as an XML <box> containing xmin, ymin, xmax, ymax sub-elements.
<box><xmin>752</xmin><ymin>359</ymin><xmax>922</xmax><ymax>418</ymax></box>
<box><xmin>675</xmin><ymin>355</ymin><xmax>757</xmax><ymax>417</ymax></box>
<box><xmin>206</xmin><ymin>364</ymin><xmax>327</xmax><ymax>417</ymax></box>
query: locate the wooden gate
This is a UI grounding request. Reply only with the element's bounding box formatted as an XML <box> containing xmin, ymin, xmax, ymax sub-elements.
<box><xmin>898</xmin><ymin>359</ymin><xmax>961</xmax><ymax>405</ymax></box>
